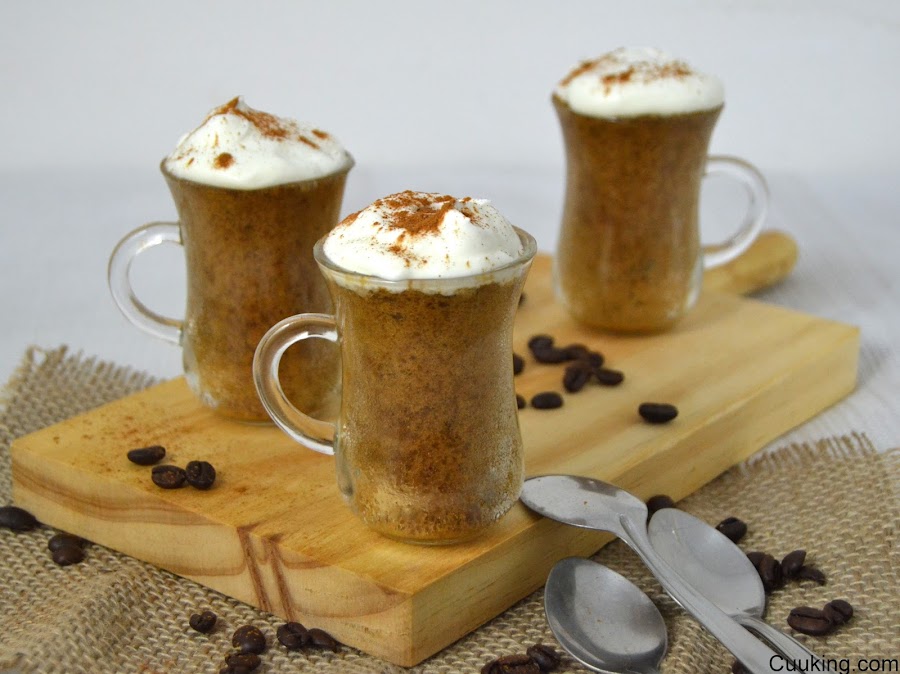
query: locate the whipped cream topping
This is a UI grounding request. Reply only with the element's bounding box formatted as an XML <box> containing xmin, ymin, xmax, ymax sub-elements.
<box><xmin>322</xmin><ymin>191</ymin><xmax>525</xmax><ymax>281</ymax></box>
<box><xmin>555</xmin><ymin>47</ymin><xmax>724</xmax><ymax>118</ymax></box>
<box><xmin>164</xmin><ymin>97</ymin><xmax>351</xmax><ymax>189</ymax></box>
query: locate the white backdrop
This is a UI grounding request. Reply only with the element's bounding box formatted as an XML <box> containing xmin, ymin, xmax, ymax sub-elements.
<box><xmin>1</xmin><ymin>1</ymin><xmax>899</xmax><ymax>449</ymax></box>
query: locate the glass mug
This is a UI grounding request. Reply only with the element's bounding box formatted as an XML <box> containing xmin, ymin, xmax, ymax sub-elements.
<box><xmin>553</xmin><ymin>96</ymin><xmax>768</xmax><ymax>333</ymax></box>
<box><xmin>108</xmin><ymin>160</ymin><xmax>352</xmax><ymax>422</ymax></box>
<box><xmin>253</xmin><ymin>229</ymin><xmax>537</xmax><ymax>544</ymax></box>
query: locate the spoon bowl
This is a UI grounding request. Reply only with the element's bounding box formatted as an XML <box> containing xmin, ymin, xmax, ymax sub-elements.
<box><xmin>648</xmin><ymin>508</ymin><xmax>834</xmax><ymax>671</ymax></box>
<box><xmin>545</xmin><ymin>557</ymin><xmax>667</xmax><ymax>674</ymax></box>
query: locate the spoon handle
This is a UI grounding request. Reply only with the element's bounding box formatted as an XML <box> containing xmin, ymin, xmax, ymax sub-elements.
<box><xmin>738</xmin><ymin>615</ymin><xmax>838</xmax><ymax>672</ymax></box>
<box><xmin>621</xmin><ymin>516</ymin><xmax>782</xmax><ymax>674</ymax></box>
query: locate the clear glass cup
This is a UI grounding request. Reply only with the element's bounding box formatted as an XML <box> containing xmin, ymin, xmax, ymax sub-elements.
<box><xmin>253</xmin><ymin>228</ymin><xmax>537</xmax><ymax>544</ymax></box>
<box><xmin>108</xmin><ymin>160</ymin><xmax>353</xmax><ymax>422</ymax></box>
<box><xmin>553</xmin><ymin>96</ymin><xmax>768</xmax><ymax>333</ymax></box>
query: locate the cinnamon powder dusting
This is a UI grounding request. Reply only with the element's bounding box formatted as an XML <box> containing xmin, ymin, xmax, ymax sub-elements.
<box><xmin>211</xmin><ymin>97</ymin><xmax>291</xmax><ymax>140</ymax></box>
<box><xmin>297</xmin><ymin>135</ymin><xmax>320</xmax><ymax>150</ymax></box>
<box><xmin>213</xmin><ymin>152</ymin><xmax>234</xmax><ymax>169</ymax></box>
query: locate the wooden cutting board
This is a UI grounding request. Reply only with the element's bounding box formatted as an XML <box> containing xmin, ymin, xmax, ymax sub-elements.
<box><xmin>10</xmin><ymin>231</ymin><xmax>858</xmax><ymax>667</ymax></box>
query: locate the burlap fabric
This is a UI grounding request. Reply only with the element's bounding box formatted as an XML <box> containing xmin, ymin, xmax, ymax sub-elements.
<box><xmin>1</xmin><ymin>347</ymin><xmax>897</xmax><ymax>674</ymax></box>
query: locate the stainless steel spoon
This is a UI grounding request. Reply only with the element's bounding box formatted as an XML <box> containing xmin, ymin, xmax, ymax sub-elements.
<box><xmin>648</xmin><ymin>508</ymin><xmax>834</xmax><ymax>671</ymax></box>
<box><xmin>545</xmin><ymin>557</ymin><xmax>667</xmax><ymax>674</ymax></box>
<box><xmin>520</xmin><ymin>475</ymin><xmax>782</xmax><ymax>674</ymax></box>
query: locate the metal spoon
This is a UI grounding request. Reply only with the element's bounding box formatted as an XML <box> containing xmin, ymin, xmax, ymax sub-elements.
<box><xmin>545</xmin><ymin>557</ymin><xmax>667</xmax><ymax>674</ymax></box>
<box><xmin>520</xmin><ymin>475</ymin><xmax>782</xmax><ymax>674</ymax></box>
<box><xmin>648</xmin><ymin>508</ymin><xmax>834</xmax><ymax>671</ymax></box>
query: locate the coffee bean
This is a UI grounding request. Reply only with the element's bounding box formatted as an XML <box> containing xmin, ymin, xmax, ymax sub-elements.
<box><xmin>593</xmin><ymin>368</ymin><xmax>624</xmax><ymax>386</ymax></box>
<box><xmin>563</xmin><ymin>344</ymin><xmax>591</xmax><ymax>361</ymax></box>
<box><xmin>758</xmin><ymin>554</ymin><xmax>784</xmax><ymax>593</ymax></box>
<box><xmin>715</xmin><ymin>517</ymin><xmax>748</xmax><ymax>543</ymax></box>
<box><xmin>232</xmin><ymin>625</ymin><xmax>266</xmax><ymax>654</ymax></box>
<box><xmin>224</xmin><ymin>652</ymin><xmax>261</xmax><ymax>671</ymax></box>
<box><xmin>0</xmin><ymin>505</ymin><xmax>39</xmax><ymax>531</ymax></box>
<box><xmin>531</xmin><ymin>392</ymin><xmax>563</xmax><ymax>410</ymax></box>
<box><xmin>781</xmin><ymin>550</ymin><xmax>806</xmax><ymax>578</ymax></box>
<box><xmin>51</xmin><ymin>544</ymin><xmax>85</xmax><ymax>566</ymax></box>
<box><xmin>533</xmin><ymin>347</ymin><xmax>569</xmax><ymax>364</ymax></box>
<box><xmin>638</xmin><ymin>402</ymin><xmax>678</xmax><ymax>424</ymax></box>
<box><xmin>513</xmin><ymin>353</ymin><xmax>525</xmax><ymax>375</ymax></box>
<box><xmin>307</xmin><ymin>627</ymin><xmax>339</xmax><ymax>651</ymax></box>
<box><xmin>527</xmin><ymin>335</ymin><xmax>554</xmax><ymax>352</ymax></box>
<box><xmin>151</xmin><ymin>464</ymin><xmax>187</xmax><ymax>489</ymax></box>
<box><xmin>746</xmin><ymin>551</ymin><xmax>765</xmax><ymax>570</ymax></box>
<box><xmin>126</xmin><ymin>445</ymin><xmax>166</xmax><ymax>466</ymax></box>
<box><xmin>48</xmin><ymin>533</ymin><xmax>87</xmax><ymax>553</ymax></box>
<box><xmin>526</xmin><ymin>643</ymin><xmax>561</xmax><ymax>671</ymax></box>
<box><xmin>189</xmin><ymin>610</ymin><xmax>217</xmax><ymax>633</ymax></box>
<box><xmin>563</xmin><ymin>363</ymin><xmax>591</xmax><ymax>393</ymax></box>
<box><xmin>646</xmin><ymin>494</ymin><xmax>676</xmax><ymax>518</ymax></box>
<box><xmin>787</xmin><ymin>606</ymin><xmax>834</xmax><ymax>636</ymax></box>
<box><xmin>824</xmin><ymin>599</ymin><xmax>853</xmax><ymax>624</ymax></box>
<box><xmin>219</xmin><ymin>666</ymin><xmax>251</xmax><ymax>674</ymax></box>
<box><xmin>276</xmin><ymin>621</ymin><xmax>309</xmax><ymax>649</ymax></box>
<box><xmin>482</xmin><ymin>654</ymin><xmax>540</xmax><ymax>674</ymax></box>
<box><xmin>797</xmin><ymin>565</ymin><xmax>827</xmax><ymax>585</ymax></box>
<box><xmin>516</xmin><ymin>394</ymin><xmax>526</xmax><ymax>410</ymax></box>
<box><xmin>185</xmin><ymin>460</ymin><xmax>216</xmax><ymax>490</ymax></box>
<box><xmin>732</xmin><ymin>660</ymin><xmax>750</xmax><ymax>674</ymax></box>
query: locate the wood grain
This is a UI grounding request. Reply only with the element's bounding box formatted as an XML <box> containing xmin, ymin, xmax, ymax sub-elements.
<box><xmin>10</xmin><ymin>234</ymin><xmax>857</xmax><ymax>666</ymax></box>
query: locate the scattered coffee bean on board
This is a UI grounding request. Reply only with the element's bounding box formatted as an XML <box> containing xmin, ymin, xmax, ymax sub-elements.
<box><xmin>0</xmin><ymin>505</ymin><xmax>39</xmax><ymax>532</ymax></box>
<box><xmin>758</xmin><ymin>554</ymin><xmax>784</xmax><ymax>593</ymax></box>
<box><xmin>563</xmin><ymin>344</ymin><xmax>591</xmax><ymax>361</ymax></box>
<box><xmin>277</xmin><ymin>621</ymin><xmax>310</xmax><ymax>649</ymax></box>
<box><xmin>126</xmin><ymin>445</ymin><xmax>166</xmax><ymax>466</ymax></box>
<box><xmin>526</xmin><ymin>643</ymin><xmax>561</xmax><ymax>671</ymax></box>
<box><xmin>638</xmin><ymin>402</ymin><xmax>678</xmax><ymax>424</ymax></box>
<box><xmin>594</xmin><ymin>368</ymin><xmax>624</xmax><ymax>386</ymax></box>
<box><xmin>513</xmin><ymin>353</ymin><xmax>525</xmax><ymax>375</ymax></box>
<box><xmin>224</xmin><ymin>652</ymin><xmax>261</xmax><ymax>671</ymax></box>
<box><xmin>482</xmin><ymin>654</ymin><xmax>540</xmax><ymax>674</ymax></box>
<box><xmin>646</xmin><ymin>494</ymin><xmax>676</xmax><ymax>517</ymax></box>
<box><xmin>48</xmin><ymin>533</ymin><xmax>87</xmax><ymax>553</ymax></box>
<box><xmin>189</xmin><ymin>610</ymin><xmax>217</xmax><ymax>633</ymax></box>
<box><xmin>232</xmin><ymin>625</ymin><xmax>266</xmax><ymax>654</ymax></box>
<box><xmin>151</xmin><ymin>464</ymin><xmax>187</xmax><ymax>489</ymax></box>
<box><xmin>781</xmin><ymin>550</ymin><xmax>806</xmax><ymax>578</ymax></box>
<box><xmin>533</xmin><ymin>347</ymin><xmax>569</xmax><ymax>364</ymax></box>
<box><xmin>563</xmin><ymin>363</ymin><xmax>591</xmax><ymax>393</ymax></box>
<box><xmin>516</xmin><ymin>394</ymin><xmax>526</xmax><ymax>410</ymax></box>
<box><xmin>307</xmin><ymin>627</ymin><xmax>340</xmax><ymax>651</ymax></box>
<box><xmin>797</xmin><ymin>565</ymin><xmax>827</xmax><ymax>585</ymax></box>
<box><xmin>824</xmin><ymin>599</ymin><xmax>853</xmax><ymax>624</ymax></box>
<box><xmin>51</xmin><ymin>545</ymin><xmax>85</xmax><ymax>566</ymax></box>
<box><xmin>185</xmin><ymin>460</ymin><xmax>217</xmax><ymax>490</ymax></box>
<box><xmin>715</xmin><ymin>517</ymin><xmax>747</xmax><ymax>543</ymax></box>
<box><xmin>527</xmin><ymin>335</ymin><xmax>554</xmax><ymax>352</ymax></box>
<box><xmin>787</xmin><ymin>606</ymin><xmax>833</xmax><ymax>636</ymax></box>
<box><xmin>531</xmin><ymin>392</ymin><xmax>563</xmax><ymax>410</ymax></box>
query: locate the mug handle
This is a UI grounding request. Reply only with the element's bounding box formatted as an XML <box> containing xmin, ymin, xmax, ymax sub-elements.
<box><xmin>702</xmin><ymin>156</ymin><xmax>769</xmax><ymax>269</ymax></box>
<box><xmin>108</xmin><ymin>222</ymin><xmax>183</xmax><ymax>344</ymax></box>
<box><xmin>253</xmin><ymin>314</ymin><xmax>337</xmax><ymax>455</ymax></box>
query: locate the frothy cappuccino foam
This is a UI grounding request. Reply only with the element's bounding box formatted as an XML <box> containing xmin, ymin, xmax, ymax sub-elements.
<box><xmin>322</xmin><ymin>191</ymin><xmax>524</xmax><ymax>282</ymax></box>
<box><xmin>164</xmin><ymin>97</ymin><xmax>351</xmax><ymax>189</ymax></box>
<box><xmin>556</xmin><ymin>47</ymin><xmax>724</xmax><ymax>118</ymax></box>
